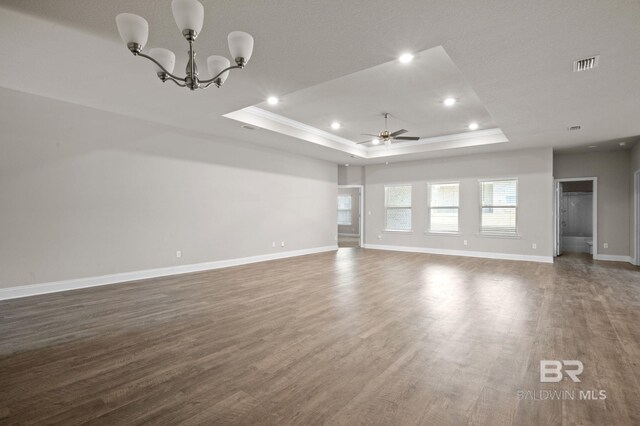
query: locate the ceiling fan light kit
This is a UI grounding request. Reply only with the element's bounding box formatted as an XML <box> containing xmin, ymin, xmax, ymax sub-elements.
<box><xmin>115</xmin><ymin>0</ymin><xmax>254</xmax><ymax>91</ymax></box>
<box><xmin>357</xmin><ymin>113</ymin><xmax>421</xmax><ymax>146</ymax></box>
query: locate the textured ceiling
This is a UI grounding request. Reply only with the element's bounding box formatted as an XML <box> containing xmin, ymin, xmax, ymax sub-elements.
<box><xmin>0</xmin><ymin>0</ymin><xmax>638</xmax><ymax>165</ymax></box>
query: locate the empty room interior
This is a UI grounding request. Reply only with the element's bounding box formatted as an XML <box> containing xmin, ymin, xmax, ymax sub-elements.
<box><xmin>1</xmin><ymin>1</ymin><xmax>640</xmax><ymax>424</ymax></box>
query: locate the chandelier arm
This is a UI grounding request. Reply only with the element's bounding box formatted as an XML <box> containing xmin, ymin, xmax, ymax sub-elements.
<box><xmin>199</xmin><ymin>81</ymin><xmax>220</xmax><ymax>89</ymax></box>
<box><xmin>136</xmin><ymin>52</ymin><xmax>186</xmax><ymax>82</ymax></box>
<box><xmin>198</xmin><ymin>65</ymin><xmax>243</xmax><ymax>85</ymax></box>
<box><xmin>164</xmin><ymin>76</ymin><xmax>187</xmax><ymax>87</ymax></box>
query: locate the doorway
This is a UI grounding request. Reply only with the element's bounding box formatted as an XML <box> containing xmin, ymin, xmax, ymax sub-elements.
<box><xmin>554</xmin><ymin>178</ymin><xmax>597</xmax><ymax>258</ymax></box>
<box><xmin>337</xmin><ymin>185</ymin><xmax>363</xmax><ymax>248</ymax></box>
<box><xmin>634</xmin><ymin>170</ymin><xmax>640</xmax><ymax>265</ymax></box>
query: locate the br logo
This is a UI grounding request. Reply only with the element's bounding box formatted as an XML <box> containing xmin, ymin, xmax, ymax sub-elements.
<box><xmin>540</xmin><ymin>360</ymin><xmax>583</xmax><ymax>382</ymax></box>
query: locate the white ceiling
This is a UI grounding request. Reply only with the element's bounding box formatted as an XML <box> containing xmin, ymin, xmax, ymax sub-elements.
<box><xmin>223</xmin><ymin>45</ymin><xmax>510</xmax><ymax>160</ymax></box>
<box><xmin>254</xmin><ymin>46</ymin><xmax>497</xmax><ymax>142</ymax></box>
<box><xmin>0</xmin><ymin>0</ymin><xmax>638</xmax><ymax>165</ymax></box>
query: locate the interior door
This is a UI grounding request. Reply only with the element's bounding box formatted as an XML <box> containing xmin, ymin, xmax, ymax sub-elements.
<box><xmin>554</xmin><ymin>181</ymin><xmax>563</xmax><ymax>256</ymax></box>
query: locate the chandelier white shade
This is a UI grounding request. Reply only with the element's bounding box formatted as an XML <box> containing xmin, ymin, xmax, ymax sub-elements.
<box><xmin>171</xmin><ymin>0</ymin><xmax>204</xmax><ymax>34</ymax></box>
<box><xmin>149</xmin><ymin>48</ymin><xmax>176</xmax><ymax>74</ymax></box>
<box><xmin>207</xmin><ymin>56</ymin><xmax>231</xmax><ymax>84</ymax></box>
<box><xmin>115</xmin><ymin>0</ymin><xmax>254</xmax><ymax>91</ymax></box>
<box><xmin>115</xmin><ymin>13</ymin><xmax>149</xmax><ymax>48</ymax></box>
<box><xmin>228</xmin><ymin>31</ymin><xmax>254</xmax><ymax>63</ymax></box>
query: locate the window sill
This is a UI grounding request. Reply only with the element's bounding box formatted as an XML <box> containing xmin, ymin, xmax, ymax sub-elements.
<box><xmin>383</xmin><ymin>229</ymin><xmax>413</xmax><ymax>234</ymax></box>
<box><xmin>424</xmin><ymin>231</ymin><xmax>461</xmax><ymax>237</ymax></box>
<box><xmin>477</xmin><ymin>233</ymin><xmax>521</xmax><ymax>239</ymax></box>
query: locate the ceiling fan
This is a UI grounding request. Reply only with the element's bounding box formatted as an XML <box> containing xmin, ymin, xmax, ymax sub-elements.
<box><xmin>357</xmin><ymin>113</ymin><xmax>421</xmax><ymax>145</ymax></box>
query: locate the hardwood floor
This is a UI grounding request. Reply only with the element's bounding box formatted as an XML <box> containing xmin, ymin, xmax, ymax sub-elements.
<box><xmin>338</xmin><ymin>235</ymin><xmax>360</xmax><ymax>248</ymax></box>
<box><xmin>1</xmin><ymin>249</ymin><xmax>639</xmax><ymax>425</ymax></box>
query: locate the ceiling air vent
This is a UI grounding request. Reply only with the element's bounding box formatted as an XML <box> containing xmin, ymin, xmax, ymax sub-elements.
<box><xmin>241</xmin><ymin>124</ymin><xmax>256</xmax><ymax>131</ymax></box>
<box><xmin>568</xmin><ymin>125</ymin><xmax>581</xmax><ymax>131</ymax></box>
<box><xmin>573</xmin><ymin>56</ymin><xmax>599</xmax><ymax>72</ymax></box>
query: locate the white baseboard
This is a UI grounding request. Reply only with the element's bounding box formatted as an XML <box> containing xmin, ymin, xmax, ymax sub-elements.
<box><xmin>363</xmin><ymin>244</ymin><xmax>553</xmax><ymax>263</ymax></box>
<box><xmin>593</xmin><ymin>254</ymin><xmax>633</xmax><ymax>263</ymax></box>
<box><xmin>0</xmin><ymin>245</ymin><xmax>338</xmax><ymax>301</ymax></box>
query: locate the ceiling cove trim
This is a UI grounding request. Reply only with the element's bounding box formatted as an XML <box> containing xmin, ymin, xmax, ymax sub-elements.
<box><xmin>223</xmin><ymin>107</ymin><xmax>368</xmax><ymax>157</ymax></box>
<box><xmin>224</xmin><ymin>107</ymin><xmax>509</xmax><ymax>159</ymax></box>
<box><xmin>244</xmin><ymin>106</ymin><xmax>357</xmax><ymax>147</ymax></box>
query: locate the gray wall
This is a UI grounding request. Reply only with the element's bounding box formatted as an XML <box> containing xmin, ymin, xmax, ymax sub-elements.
<box><xmin>364</xmin><ymin>148</ymin><xmax>553</xmax><ymax>257</ymax></box>
<box><xmin>0</xmin><ymin>89</ymin><xmax>337</xmax><ymax>289</ymax></box>
<box><xmin>338</xmin><ymin>187</ymin><xmax>360</xmax><ymax>235</ymax></box>
<box><xmin>631</xmin><ymin>143</ymin><xmax>640</xmax><ymax>261</ymax></box>
<box><xmin>554</xmin><ymin>150</ymin><xmax>630</xmax><ymax>257</ymax></box>
<box><xmin>338</xmin><ymin>165</ymin><xmax>364</xmax><ymax>185</ymax></box>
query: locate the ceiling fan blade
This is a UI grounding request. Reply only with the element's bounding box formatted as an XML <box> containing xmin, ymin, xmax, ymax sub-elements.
<box><xmin>390</xmin><ymin>129</ymin><xmax>408</xmax><ymax>137</ymax></box>
<box><xmin>356</xmin><ymin>140</ymin><xmax>373</xmax><ymax>144</ymax></box>
<box><xmin>360</xmin><ymin>133</ymin><xmax>379</xmax><ymax>137</ymax></box>
<box><xmin>393</xmin><ymin>136</ymin><xmax>421</xmax><ymax>141</ymax></box>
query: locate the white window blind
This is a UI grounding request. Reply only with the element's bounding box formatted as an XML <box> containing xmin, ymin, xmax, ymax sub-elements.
<box><xmin>429</xmin><ymin>183</ymin><xmax>459</xmax><ymax>233</ymax></box>
<box><xmin>385</xmin><ymin>185</ymin><xmax>412</xmax><ymax>230</ymax></box>
<box><xmin>480</xmin><ymin>179</ymin><xmax>517</xmax><ymax>235</ymax></box>
<box><xmin>337</xmin><ymin>195</ymin><xmax>352</xmax><ymax>225</ymax></box>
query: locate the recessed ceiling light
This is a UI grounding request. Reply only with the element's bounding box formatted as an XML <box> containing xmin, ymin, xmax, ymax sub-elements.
<box><xmin>371</xmin><ymin>138</ymin><xmax>380</xmax><ymax>145</ymax></box>
<box><xmin>267</xmin><ymin>96</ymin><xmax>279</xmax><ymax>105</ymax></box>
<box><xmin>468</xmin><ymin>122</ymin><xmax>479</xmax><ymax>131</ymax></box>
<box><xmin>399</xmin><ymin>53</ymin><xmax>414</xmax><ymax>64</ymax></box>
<box><xmin>444</xmin><ymin>98</ymin><xmax>456</xmax><ymax>106</ymax></box>
<box><xmin>331</xmin><ymin>121</ymin><xmax>341</xmax><ymax>130</ymax></box>
<box><xmin>588</xmin><ymin>145</ymin><xmax>597</xmax><ymax>149</ymax></box>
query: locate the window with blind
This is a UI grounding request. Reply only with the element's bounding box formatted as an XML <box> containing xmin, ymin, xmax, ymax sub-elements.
<box><xmin>428</xmin><ymin>183</ymin><xmax>459</xmax><ymax>233</ymax></box>
<box><xmin>480</xmin><ymin>179</ymin><xmax>518</xmax><ymax>235</ymax></box>
<box><xmin>337</xmin><ymin>194</ymin><xmax>352</xmax><ymax>225</ymax></box>
<box><xmin>384</xmin><ymin>185</ymin><xmax>412</xmax><ymax>231</ymax></box>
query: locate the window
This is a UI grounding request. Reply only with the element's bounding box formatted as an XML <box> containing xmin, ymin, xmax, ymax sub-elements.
<box><xmin>480</xmin><ymin>179</ymin><xmax>518</xmax><ymax>235</ymax></box>
<box><xmin>337</xmin><ymin>194</ymin><xmax>352</xmax><ymax>225</ymax></box>
<box><xmin>384</xmin><ymin>185</ymin><xmax>412</xmax><ymax>231</ymax></box>
<box><xmin>428</xmin><ymin>183</ymin><xmax>459</xmax><ymax>233</ymax></box>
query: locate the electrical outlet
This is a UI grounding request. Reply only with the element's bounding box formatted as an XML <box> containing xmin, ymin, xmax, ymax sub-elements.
<box><xmin>603</xmin><ymin>243</ymin><xmax>609</xmax><ymax>249</ymax></box>
<box><xmin>368</xmin><ymin>211</ymin><xmax>372</xmax><ymax>215</ymax></box>
<box><xmin>272</xmin><ymin>241</ymin><xmax>276</xmax><ymax>248</ymax></box>
<box><xmin>463</xmin><ymin>240</ymin><xmax>468</xmax><ymax>246</ymax></box>
<box><xmin>176</xmin><ymin>250</ymin><xmax>182</xmax><ymax>258</ymax></box>
<box><xmin>532</xmin><ymin>243</ymin><xmax>537</xmax><ymax>249</ymax></box>
<box><xmin>377</xmin><ymin>235</ymin><xmax>382</xmax><ymax>240</ymax></box>
<box><xmin>281</xmin><ymin>241</ymin><xmax>285</xmax><ymax>247</ymax></box>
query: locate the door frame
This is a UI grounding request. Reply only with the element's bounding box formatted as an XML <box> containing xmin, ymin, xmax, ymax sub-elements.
<box><xmin>338</xmin><ymin>184</ymin><xmax>364</xmax><ymax>247</ymax></box>
<box><xmin>553</xmin><ymin>177</ymin><xmax>597</xmax><ymax>258</ymax></box>
<box><xmin>634</xmin><ymin>170</ymin><xmax>640</xmax><ymax>265</ymax></box>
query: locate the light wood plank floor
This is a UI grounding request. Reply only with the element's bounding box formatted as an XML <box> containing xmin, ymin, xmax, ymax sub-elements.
<box><xmin>1</xmin><ymin>249</ymin><xmax>639</xmax><ymax>425</ymax></box>
<box><xmin>338</xmin><ymin>235</ymin><xmax>360</xmax><ymax>248</ymax></box>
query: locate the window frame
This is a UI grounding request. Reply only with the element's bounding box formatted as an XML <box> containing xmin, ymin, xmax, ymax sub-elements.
<box><xmin>478</xmin><ymin>178</ymin><xmax>520</xmax><ymax>238</ymax></box>
<box><xmin>337</xmin><ymin>194</ymin><xmax>352</xmax><ymax>226</ymax></box>
<box><xmin>427</xmin><ymin>181</ymin><xmax>461</xmax><ymax>235</ymax></box>
<box><xmin>384</xmin><ymin>184</ymin><xmax>413</xmax><ymax>232</ymax></box>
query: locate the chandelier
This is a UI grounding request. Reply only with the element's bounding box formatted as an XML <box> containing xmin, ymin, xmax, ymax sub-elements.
<box><xmin>115</xmin><ymin>0</ymin><xmax>254</xmax><ymax>91</ymax></box>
